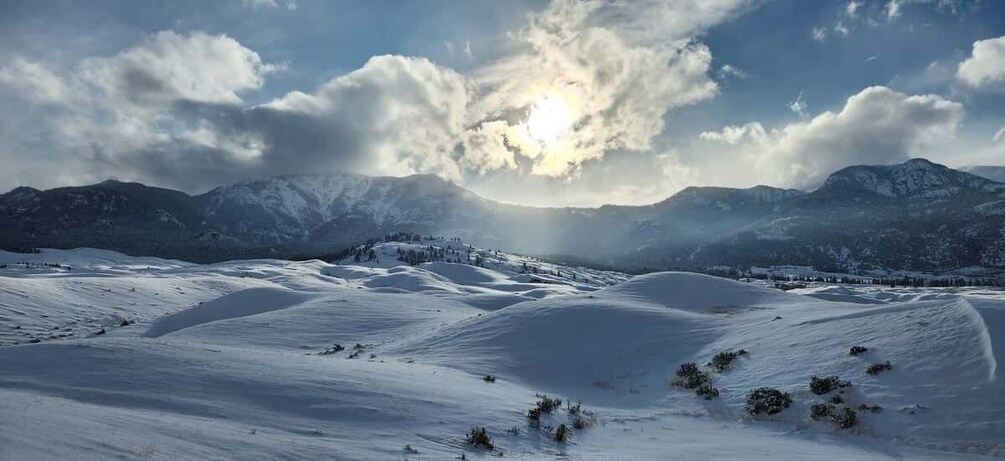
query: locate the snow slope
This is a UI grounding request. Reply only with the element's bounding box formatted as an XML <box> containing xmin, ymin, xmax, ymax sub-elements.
<box><xmin>0</xmin><ymin>245</ymin><xmax>1003</xmax><ymax>460</ymax></box>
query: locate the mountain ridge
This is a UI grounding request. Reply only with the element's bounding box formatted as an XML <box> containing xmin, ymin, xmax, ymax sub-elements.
<box><xmin>2</xmin><ymin>159</ymin><xmax>1004</xmax><ymax>272</ymax></box>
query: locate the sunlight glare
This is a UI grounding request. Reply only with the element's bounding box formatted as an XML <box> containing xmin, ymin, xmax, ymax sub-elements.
<box><xmin>523</xmin><ymin>95</ymin><xmax>573</xmax><ymax>147</ymax></box>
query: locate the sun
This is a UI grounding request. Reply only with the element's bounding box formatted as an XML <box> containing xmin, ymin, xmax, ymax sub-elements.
<box><xmin>523</xmin><ymin>95</ymin><xmax>573</xmax><ymax>147</ymax></box>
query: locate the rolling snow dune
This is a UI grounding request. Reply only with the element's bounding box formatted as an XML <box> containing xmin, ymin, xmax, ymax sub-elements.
<box><xmin>145</xmin><ymin>287</ymin><xmax>317</xmax><ymax>338</ymax></box>
<box><xmin>1</xmin><ymin>244</ymin><xmax>1004</xmax><ymax>460</ymax></box>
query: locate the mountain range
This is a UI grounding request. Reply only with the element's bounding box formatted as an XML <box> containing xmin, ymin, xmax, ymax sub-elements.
<box><xmin>3</xmin><ymin>158</ymin><xmax>1004</xmax><ymax>272</ymax></box>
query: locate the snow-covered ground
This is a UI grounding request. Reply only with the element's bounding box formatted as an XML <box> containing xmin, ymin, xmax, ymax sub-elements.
<box><xmin>0</xmin><ymin>244</ymin><xmax>1003</xmax><ymax>460</ymax></box>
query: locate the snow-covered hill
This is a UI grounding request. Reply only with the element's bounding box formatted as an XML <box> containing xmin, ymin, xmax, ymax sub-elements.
<box><xmin>1</xmin><ymin>243</ymin><xmax>1002</xmax><ymax>460</ymax></box>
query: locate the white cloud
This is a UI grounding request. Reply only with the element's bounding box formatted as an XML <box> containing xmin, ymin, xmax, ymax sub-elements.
<box><xmin>264</xmin><ymin>55</ymin><xmax>471</xmax><ymax>180</ymax></box>
<box><xmin>995</xmin><ymin>126</ymin><xmax>1005</xmax><ymax>143</ymax></box>
<box><xmin>0</xmin><ymin>0</ymin><xmax>757</xmax><ymax>203</ymax></box>
<box><xmin>846</xmin><ymin>1</ymin><xmax>863</xmax><ymax>17</ymax></box>
<box><xmin>79</xmin><ymin>31</ymin><xmax>276</xmax><ymax>107</ymax></box>
<box><xmin>698</xmin><ymin>86</ymin><xmax>964</xmax><ymax>189</ymax></box>
<box><xmin>886</xmin><ymin>0</ymin><xmax>903</xmax><ymax>19</ymax></box>
<box><xmin>788</xmin><ymin>91</ymin><xmax>807</xmax><ymax>117</ymax></box>
<box><xmin>957</xmin><ymin>35</ymin><xmax>1005</xmax><ymax>88</ymax></box>
<box><xmin>463</xmin><ymin>0</ymin><xmax>742</xmax><ymax>177</ymax></box>
<box><xmin>834</xmin><ymin>21</ymin><xmax>849</xmax><ymax>37</ymax></box>
<box><xmin>812</xmin><ymin>27</ymin><xmax>827</xmax><ymax>42</ymax></box>
<box><xmin>717</xmin><ymin>64</ymin><xmax>748</xmax><ymax>80</ymax></box>
<box><xmin>0</xmin><ymin>31</ymin><xmax>278</xmax><ymax>189</ymax></box>
<box><xmin>0</xmin><ymin>57</ymin><xmax>68</xmax><ymax>103</ymax></box>
<box><xmin>885</xmin><ymin>0</ymin><xmax>971</xmax><ymax>21</ymax></box>
<box><xmin>242</xmin><ymin>0</ymin><xmax>296</xmax><ymax>10</ymax></box>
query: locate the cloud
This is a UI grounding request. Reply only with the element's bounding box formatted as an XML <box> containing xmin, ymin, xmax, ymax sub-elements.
<box><xmin>242</xmin><ymin>0</ymin><xmax>296</xmax><ymax>10</ymax></box>
<box><xmin>833</xmin><ymin>21</ymin><xmax>849</xmax><ymax>37</ymax></box>
<box><xmin>717</xmin><ymin>64</ymin><xmax>748</xmax><ymax>80</ymax></box>
<box><xmin>886</xmin><ymin>0</ymin><xmax>904</xmax><ymax>20</ymax></box>
<box><xmin>0</xmin><ymin>31</ymin><xmax>279</xmax><ymax>190</ymax></box>
<box><xmin>463</xmin><ymin>0</ymin><xmax>747</xmax><ymax>177</ymax></box>
<box><xmin>258</xmin><ymin>55</ymin><xmax>471</xmax><ymax>180</ymax></box>
<box><xmin>812</xmin><ymin>27</ymin><xmax>827</xmax><ymax>42</ymax></box>
<box><xmin>884</xmin><ymin>0</ymin><xmax>971</xmax><ymax>21</ymax></box>
<box><xmin>698</xmin><ymin>86</ymin><xmax>964</xmax><ymax>189</ymax></box>
<box><xmin>846</xmin><ymin>1</ymin><xmax>863</xmax><ymax>17</ymax></box>
<box><xmin>0</xmin><ymin>0</ymin><xmax>756</xmax><ymax>195</ymax></box>
<box><xmin>957</xmin><ymin>35</ymin><xmax>1005</xmax><ymax>88</ymax></box>
<box><xmin>788</xmin><ymin>91</ymin><xmax>807</xmax><ymax>117</ymax></box>
<box><xmin>995</xmin><ymin>126</ymin><xmax>1005</xmax><ymax>143</ymax></box>
<box><xmin>0</xmin><ymin>57</ymin><xmax>67</xmax><ymax>103</ymax></box>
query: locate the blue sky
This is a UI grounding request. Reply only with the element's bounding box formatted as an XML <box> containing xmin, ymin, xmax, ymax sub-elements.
<box><xmin>1</xmin><ymin>0</ymin><xmax>1003</xmax><ymax>206</ymax></box>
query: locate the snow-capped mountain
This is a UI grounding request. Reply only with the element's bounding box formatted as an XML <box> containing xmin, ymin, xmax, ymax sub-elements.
<box><xmin>201</xmin><ymin>173</ymin><xmax>490</xmax><ymax>245</ymax></box>
<box><xmin>2</xmin><ymin>159</ymin><xmax>1004</xmax><ymax>272</ymax></box>
<box><xmin>817</xmin><ymin>158</ymin><xmax>1005</xmax><ymax>199</ymax></box>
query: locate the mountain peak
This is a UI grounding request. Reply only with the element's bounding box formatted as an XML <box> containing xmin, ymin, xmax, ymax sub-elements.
<box><xmin>817</xmin><ymin>158</ymin><xmax>989</xmax><ymax>199</ymax></box>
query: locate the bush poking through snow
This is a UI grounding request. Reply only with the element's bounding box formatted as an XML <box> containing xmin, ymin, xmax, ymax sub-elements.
<box><xmin>507</xmin><ymin>426</ymin><xmax>521</xmax><ymax>436</ymax></box>
<box><xmin>695</xmin><ymin>384</ymin><xmax>720</xmax><ymax>400</ymax></box>
<box><xmin>849</xmin><ymin>346</ymin><xmax>869</xmax><ymax>356</ymax></box>
<box><xmin>829</xmin><ymin>394</ymin><xmax>844</xmax><ymax>405</ymax></box>
<box><xmin>465</xmin><ymin>427</ymin><xmax>493</xmax><ymax>450</ymax></box>
<box><xmin>810</xmin><ymin>403</ymin><xmax>832</xmax><ymax>419</ymax></box>
<box><xmin>567</xmin><ymin>401</ymin><xmax>581</xmax><ymax>415</ymax></box>
<box><xmin>710</xmin><ymin>349</ymin><xmax>747</xmax><ymax>371</ymax></box>
<box><xmin>483</xmin><ymin>375</ymin><xmax>496</xmax><ymax>383</ymax></box>
<box><xmin>673</xmin><ymin>362</ymin><xmax>710</xmax><ymax>389</ymax></box>
<box><xmin>832</xmin><ymin>407</ymin><xmax>858</xmax><ymax>429</ymax></box>
<box><xmin>572</xmin><ymin>414</ymin><xmax>596</xmax><ymax>430</ymax></box>
<box><xmin>527</xmin><ymin>394</ymin><xmax>562</xmax><ymax>426</ymax></box>
<box><xmin>810</xmin><ymin>376</ymin><xmax>851</xmax><ymax>395</ymax></box>
<box><xmin>858</xmin><ymin>403</ymin><xmax>882</xmax><ymax>413</ymax></box>
<box><xmin>535</xmin><ymin>394</ymin><xmax>562</xmax><ymax>413</ymax></box>
<box><xmin>553</xmin><ymin>424</ymin><xmax>570</xmax><ymax>443</ymax></box>
<box><xmin>746</xmin><ymin>388</ymin><xmax>793</xmax><ymax>416</ymax></box>
<box><xmin>404</xmin><ymin>444</ymin><xmax>418</xmax><ymax>454</ymax></box>
<box><xmin>866</xmin><ymin>361</ymin><xmax>892</xmax><ymax>375</ymax></box>
<box><xmin>317</xmin><ymin>344</ymin><xmax>345</xmax><ymax>355</ymax></box>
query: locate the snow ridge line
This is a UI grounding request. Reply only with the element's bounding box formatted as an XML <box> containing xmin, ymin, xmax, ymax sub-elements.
<box><xmin>957</xmin><ymin>297</ymin><xmax>998</xmax><ymax>382</ymax></box>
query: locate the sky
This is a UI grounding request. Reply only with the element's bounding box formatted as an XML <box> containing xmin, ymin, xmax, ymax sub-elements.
<box><xmin>0</xmin><ymin>0</ymin><xmax>1004</xmax><ymax>207</ymax></box>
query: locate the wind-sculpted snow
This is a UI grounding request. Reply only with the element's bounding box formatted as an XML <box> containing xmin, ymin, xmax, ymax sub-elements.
<box><xmin>1</xmin><ymin>245</ymin><xmax>1004</xmax><ymax>459</ymax></box>
<box><xmin>145</xmin><ymin>287</ymin><xmax>317</xmax><ymax>337</ymax></box>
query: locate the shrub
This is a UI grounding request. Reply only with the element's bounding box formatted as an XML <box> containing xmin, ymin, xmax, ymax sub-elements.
<box><xmin>673</xmin><ymin>362</ymin><xmax>710</xmax><ymax>389</ymax></box>
<box><xmin>866</xmin><ymin>361</ymin><xmax>892</xmax><ymax>375</ymax></box>
<box><xmin>710</xmin><ymin>349</ymin><xmax>747</xmax><ymax>372</ymax></box>
<box><xmin>483</xmin><ymin>375</ymin><xmax>496</xmax><ymax>383</ymax></box>
<box><xmin>507</xmin><ymin>426</ymin><xmax>521</xmax><ymax>436</ymax></box>
<box><xmin>318</xmin><ymin>344</ymin><xmax>345</xmax><ymax>355</ymax></box>
<box><xmin>527</xmin><ymin>394</ymin><xmax>562</xmax><ymax>426</ymax></box>
<box><xmin>527</xmin><ymin>407</ymin><xmax>542</xmax><ymax>424</ymax></box>
<box><xmin>566</xmin><ymin>400</ymin><xmax>581</xmax><ymax>415</ymax></box>
<box><xmin>676</xmin><ymin>362</ymin><xmax>700</xmax><ymax>378</ymax></box>
<box><xmin>810</xmin><ymin>403</ymin><xmax>832</xmax><ymax>419</ymax></box>
<box><xmin>849</xmin><ymin>346</ymin><xmax>869</xmax><ymax>356</ymax></box>
<box><xmin>535</xmin><ymin>394</ymin><xmax>562</xmax><ymax>413</ymax></box>
<box><xmin>553</xmin><ymin>424</ymin><xmax>570</xmax><ymax>443</ymax></box>
<box><xmin>858</xmin><ymin>403</ymin><xmax>882</xmax><ymax>413</ymax></box>
<box><xmin>746</xmin><ymin>388</ymin><xmax>793</xmax><ymax>416</ymax></box>
<box><xmin>404</xmin><ymin>444</ymin><xmax>418</xmax><ymax>454</ymax></box>
<box><xmin>832</xmin><ymin>407</ymin><xmax>858</xmax><ymax>429</ymax></box>
<box><xmin>572</xmin><ymin>414</ymin><xmax>596</xmax><ymax>430</ymax></box>
<box><xmin>465</xmin><ymin>427</ymin><xmax>493</xmax><ymax>450</ymax></box>
<box><xmin>695</xmin><ymin>384</ymin><xmax>720</xmax><ymax>400</ymax></box>
<box><xmin>810</xmin><ymin>376</ymin><xmax>850</xmax><ymax>395</ymax></box>
<box><xmin>829</xmin><ymin>394</ymin><xmax>844</xmax><ymax>405</ymax></box>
